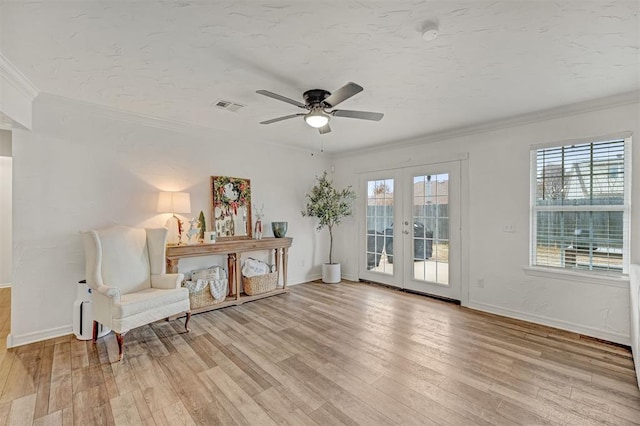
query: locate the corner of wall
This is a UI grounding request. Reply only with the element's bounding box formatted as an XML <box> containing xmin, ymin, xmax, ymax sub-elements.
<box><xmin>0</xmin><ymin>52</ymin><xmax>39</xmax><ymax>129</ymax></box>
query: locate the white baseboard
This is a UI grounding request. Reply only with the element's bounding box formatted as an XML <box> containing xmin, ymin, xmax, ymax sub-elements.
<box><xmin>342</xmin><ymin>273</ymin><xmax>358</xmax><ymax>282</ymax></box>
<box><xmin>466</xmin><ymin>301</ymin><xmax>630</xmax><ymax>346</ymax></box>
<box><xmin>0</xmin><ymin>282</ymin><xmax>11</xmax><ymax>288</ymax></box>
<box><xmin>6</xmin><ymin>324</ymin><xmax>73</xmax><ymax>348</ymax></box>
<box><xmin>286</xmin><ymin>273</ymin><xmax>322</xmax><ymax>286</ymax></box>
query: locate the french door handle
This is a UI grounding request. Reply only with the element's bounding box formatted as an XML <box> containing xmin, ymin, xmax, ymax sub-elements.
<box><xmin>402</xmin><ymin>230</ymin><xmax>410</xmax><ymax>235</ymax></box>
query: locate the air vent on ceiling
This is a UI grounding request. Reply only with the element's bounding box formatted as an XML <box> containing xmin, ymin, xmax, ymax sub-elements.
<box><xmin>214</xmin><ymin>99</ymin><xmax>245</xmax><ymax>112</ymax></box>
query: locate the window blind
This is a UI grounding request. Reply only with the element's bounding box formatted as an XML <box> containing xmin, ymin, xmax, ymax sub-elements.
<box><xmin>532</xmin><ymin>138</ymin><xmax>629</xmax><ymax>273</ymax></box>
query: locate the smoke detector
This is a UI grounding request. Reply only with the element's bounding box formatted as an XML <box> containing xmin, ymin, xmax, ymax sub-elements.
<box><xmin>421</xmin><ymin>21</ymin><xmax>439</xmax><ymax>41</ymax></box>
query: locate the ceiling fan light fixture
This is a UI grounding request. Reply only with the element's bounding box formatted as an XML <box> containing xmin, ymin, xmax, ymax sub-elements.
<box><xmin>304</xmin><ymin>109</ymin><xmax>329</xmax><ymax>128</ymax></box>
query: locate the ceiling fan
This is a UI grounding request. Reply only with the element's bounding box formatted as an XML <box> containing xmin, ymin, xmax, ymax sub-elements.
<box><xmin>256</xmin><ymin>82</ymin><xmax>383</xmax><ymax>134</ymax></box>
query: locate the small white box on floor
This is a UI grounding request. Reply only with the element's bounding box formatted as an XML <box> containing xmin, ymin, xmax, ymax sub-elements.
<box><xmin>73</xmin><ymin>281</ymin><xmax>109</xmax><ymax>340</ymax></box>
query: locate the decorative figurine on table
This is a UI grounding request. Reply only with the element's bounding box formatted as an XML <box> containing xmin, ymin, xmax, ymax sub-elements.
<box><xmin>254</xmin><ymin>204</ymin><xmax>264</xmax><ymax>240</ymax></box>
<box><xmin>198</xmin><ymin>211</ymin><xmax>206</xmax><ymax>242</ymax></box>
<box><xmin>176</xmin><ymin>217</ymin><xmax>185</xmax><ymax>245</ymax></box>
<box><xmin>186</xmin><ymin>217</ymin><xmax>200</xmax><ymax>244</ymax></box>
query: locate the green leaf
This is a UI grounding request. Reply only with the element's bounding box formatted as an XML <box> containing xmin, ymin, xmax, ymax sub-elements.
<box><xmin>301</xmin><ymin>171</ymin><xmax>356</xmax><ymax>263</ymax></box>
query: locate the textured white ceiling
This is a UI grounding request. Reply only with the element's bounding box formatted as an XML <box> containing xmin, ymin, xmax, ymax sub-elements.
<box><xmin>1</xmin><ymin>1</ymin><xmax>638</xmax><ymax>153</ymax></box>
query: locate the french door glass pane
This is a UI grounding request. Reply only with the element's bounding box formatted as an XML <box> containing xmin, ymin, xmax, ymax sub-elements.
<box><xmin>413</xmin><ymin>173</ymin><xmax>449</xmax><ymax>284</ymax></box>
<box><xmin>366</xmin><ymin>179</ymin><xmax>394</xmax><ymax>274</ymax></box>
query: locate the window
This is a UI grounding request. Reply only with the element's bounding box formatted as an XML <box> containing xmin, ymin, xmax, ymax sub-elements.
<box><xmin>531</xmin><ymin>136</ymin><xmax>630</xmax><ymax>274</ymax></box>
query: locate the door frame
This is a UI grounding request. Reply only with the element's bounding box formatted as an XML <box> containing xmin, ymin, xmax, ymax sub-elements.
<box><xmin>358</xmin><ymin>169</ymin><xmax>402</xmax><ymax>288</ymax></box>
<box><xmin>401</xmin><ymin>162</ymin><xmax>461</xmax><ymax>300</ymax></box>
<box><xmin>357</xmin><ymin>154</ymin><xmax>470</xmax><ymax>306</ymax></box>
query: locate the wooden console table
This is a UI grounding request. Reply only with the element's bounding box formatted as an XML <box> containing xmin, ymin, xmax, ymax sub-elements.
<box><xmin>166</xmin><ymin>237</ymin><xmax>292</xmax><ymax>315</ymax></box>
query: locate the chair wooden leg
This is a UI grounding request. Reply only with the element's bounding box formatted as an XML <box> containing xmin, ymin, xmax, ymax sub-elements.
<box><xmin>92</xmin><ymin>321</ymin><xmax>98</xmax><ymax>343</ymax></box>
<box><xmin>184</xmin><ymin>312</ymin><xmax>192</xmax><ymax>333</ymax></box>
<box><xmin>115</xmin><ymin>332</ymin><xmax>127</xmax><ymax>362</ymax></box>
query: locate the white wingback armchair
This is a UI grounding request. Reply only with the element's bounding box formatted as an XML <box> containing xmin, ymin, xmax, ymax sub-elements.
<box><xmin>83</xmin><ymin>225</ymin><xmax>191</xmax><ymax>361</ymax></box>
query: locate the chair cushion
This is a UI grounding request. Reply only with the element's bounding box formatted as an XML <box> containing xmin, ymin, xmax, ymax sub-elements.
<box><xmin>98</xmin><ymin>226</ymin><xmax>151</xmax><ymax>294</ymax></box>
<box><xmin>114</xmin><ymin>287</ymin><xmax>189</xmax><ymax>318</ymax></box>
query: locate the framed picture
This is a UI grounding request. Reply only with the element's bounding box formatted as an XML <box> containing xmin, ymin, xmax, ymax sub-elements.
<box><xmin>211</xmin><ymin>176</ymin><xmax>252</xmax><ymax>240</ymax></box>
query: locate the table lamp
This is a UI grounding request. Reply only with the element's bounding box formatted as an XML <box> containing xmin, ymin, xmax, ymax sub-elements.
<box><xmin>157</xmin><ymin>191</ymin><xmax>191</xmax><ymax>245</ymax></box>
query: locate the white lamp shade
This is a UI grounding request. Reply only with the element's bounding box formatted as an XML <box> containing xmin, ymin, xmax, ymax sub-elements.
<box><xmin>157</xmin><ymin>191</ymin><xmax>191</xmax><ymax>214</ymax></box>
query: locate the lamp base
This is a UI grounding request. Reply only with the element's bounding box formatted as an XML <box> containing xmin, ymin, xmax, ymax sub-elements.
<box><xmin>165</xmin><ymin>216</ymin><xmax>180</xmax><ymax>245</ymax></box>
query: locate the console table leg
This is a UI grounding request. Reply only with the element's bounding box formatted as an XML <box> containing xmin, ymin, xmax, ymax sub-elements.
<box><xmin>228</xmin><ymin>254</ymin><xmax>236</xmax><ymax>297</ymax></box>
<box><xmin>275</xmin><ymin>248</ymin><xmax>282</xmax><ymax>286</ymax></box>
<box><xmin>282</xmin><ymin>247</ymin><xmax>289</xmax><ymax>289</ymax></box>
<box><xmin>235</xmin><ymin>253</ymin><xmax>241</xmax><ymax>300</ymax></box>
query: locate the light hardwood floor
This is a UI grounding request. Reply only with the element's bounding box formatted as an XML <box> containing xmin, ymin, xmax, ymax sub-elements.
<box><xmin>0</xmin><ymin>281</ymin><xmax>639</xmax><ymax>425</ymax></box>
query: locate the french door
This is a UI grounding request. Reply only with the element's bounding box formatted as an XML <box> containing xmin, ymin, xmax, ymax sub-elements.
<box><xmin>359</xmin><ymin>161</ymin><xmax>461</xmax><ymax>301</ymax></box>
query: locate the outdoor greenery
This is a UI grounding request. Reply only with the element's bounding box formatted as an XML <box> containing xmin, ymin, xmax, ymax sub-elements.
<box><xmin>302</xmin><ymin>171</ymin><xmax>356</xmax><ymax>264</ymax></box>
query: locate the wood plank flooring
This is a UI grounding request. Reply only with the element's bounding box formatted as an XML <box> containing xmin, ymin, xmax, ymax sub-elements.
<box><xmin>0</xmin><ymin>288</ymin><xmax>9</xmax><ymax>354</ymax></box>
<box><xmin>0</xmin><ymin>281</ymin><xmax>639</xmax><ymax>425</ymax></box>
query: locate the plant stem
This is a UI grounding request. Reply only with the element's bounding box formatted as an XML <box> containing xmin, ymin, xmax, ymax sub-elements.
<box><xmin>328</xmin><ymin>225</ymin><xmax>333</xmax><ymax>264</ymax></box>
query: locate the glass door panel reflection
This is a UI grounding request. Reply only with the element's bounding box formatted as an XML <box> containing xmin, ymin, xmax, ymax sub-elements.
<box><xmin>366</xmin><ymin>178</ymin><xmax>394</xmax><ymax>275</ymax></box>
<box><xmin>412</xmin><ymin>173</ymin><xmax>449</xmax><ymax>285</ymax></box>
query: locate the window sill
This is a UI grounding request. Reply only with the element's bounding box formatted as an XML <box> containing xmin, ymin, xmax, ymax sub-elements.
<box><xmin>523</xmin><ymin>266</ymin><xmax>629</xmax><ymax>288</ymax></box>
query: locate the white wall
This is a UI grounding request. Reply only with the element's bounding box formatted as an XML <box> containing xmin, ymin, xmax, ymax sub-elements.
<box><xmin>9</xmin><ymin>94</ymin><xmax>330</xmax><ymax>346</ymax></box>
<box><xmin>332</xmin><ymin>101</ymin><xmax>640</xmax><ymax>345</ymax></box>
<box><xmin>10</xmin><ymin>92</ymin><xmax>639</xmax><ymax>347</ymax></box>
<box><xmin>0</xmin><ymin>130</ymin><xmax>11</xmax><ymax>286</ymax></box>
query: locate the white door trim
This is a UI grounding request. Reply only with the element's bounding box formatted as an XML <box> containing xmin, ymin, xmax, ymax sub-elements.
<box><xmin>357</xmin><ymin>156</ymin><xmax>470</xmax><ymax>305</ymax></box>
<box><xmin>358</xmin><ymin>170</ymin><xmax>402</xmax><ymax>287</ymax></box>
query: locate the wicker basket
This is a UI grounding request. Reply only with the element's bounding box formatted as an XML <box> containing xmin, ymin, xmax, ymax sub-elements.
<box><xmin>242</xmin><ymin>271</ymin><xmax>278</xmax><ymax>295</ymax></box>
<box><xmin>184</xmin><ymin>266</ymin><xmax>228</xmax><ymax>309</ymax></box>
<box><xmin>188</xmin><ymin>282</ymin><xmax>227</xmax><ymax>309</ymax></box>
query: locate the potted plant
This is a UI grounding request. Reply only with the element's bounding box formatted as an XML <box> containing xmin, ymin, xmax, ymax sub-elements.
<box><xmin>302</xmin><ymin>171</ymin><xmax>356</xmax><ymax>283</ymax></box>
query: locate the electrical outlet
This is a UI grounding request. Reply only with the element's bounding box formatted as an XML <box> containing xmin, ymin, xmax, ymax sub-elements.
<box><xmin>477</xmin><ymin>278</ymin><xmax>485</xmax><ymax>288</ymax></box>
<box><xmin>503</xmin><ymin>224</ymin><xmax>516</xmax><ymax>233</ymax></box>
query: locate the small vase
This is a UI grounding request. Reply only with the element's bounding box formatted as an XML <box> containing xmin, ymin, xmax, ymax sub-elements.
<box><xmin>255</xmin><ymin>220</ymin><xmax>263</xmax><ymax>240</ymax></box>
<box><xmin>271</xmin><ymin>221</ymin><xmax>288</xmax><ymax>238</ymax></box>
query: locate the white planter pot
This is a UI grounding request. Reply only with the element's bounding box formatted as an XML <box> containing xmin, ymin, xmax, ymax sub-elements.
<box><xmin>322</xmin><ymin>263</ymin><xmax>341</xmax><ymax>284</ymax></box>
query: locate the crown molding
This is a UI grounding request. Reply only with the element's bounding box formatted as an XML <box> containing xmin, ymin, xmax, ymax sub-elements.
<box><xmin>0</xmin><ymin>53</ymin><xmax>39</xmax><ymax>100</ymax></box>
<box><xmin>337</xmin><ymin>90</ymin><xmax>640</xmax><ymax>158</ymax></box>
<box><xmin>35</xmin><ymin>93</ymin><xmax>317</xmax><ymax>155</ymax></box>
<box><xmin>0</xmin><ymin>113</ymin><xmax>14</xmax><ymax>131</ymax></box>
<box><xmin>36</xmin><ymin>93</ymin><xmax>220</xmax><ymax>135</ymax></box>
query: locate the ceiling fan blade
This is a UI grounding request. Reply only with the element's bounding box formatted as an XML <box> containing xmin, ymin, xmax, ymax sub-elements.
<box><xmin>323</xmin><ymin>82</ymin><xmax>363</xmax><ymax>107</ymax></box>
<box><xmin>259</xmin><ymin>113</ymin><xmax>305</xmax><ymax>125</ymax></box>
<box><xmin>332</xmin><ymin>109</ymin><xmax>384</xmax><ymax>121</ymax></box>
<box><xmin>256</xmin><ymin>90</ymin><xmax>306</xmax><ymax>108</ymax></box>
<box><xmin>318</xmin><ymin>123</ymin><xmax>331</xmax><ymax>134</ymax></box>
